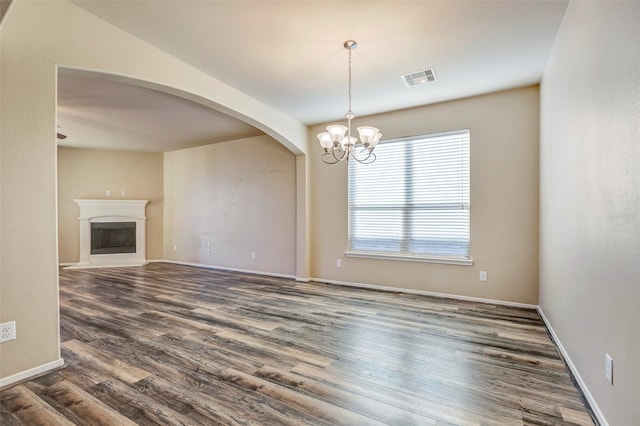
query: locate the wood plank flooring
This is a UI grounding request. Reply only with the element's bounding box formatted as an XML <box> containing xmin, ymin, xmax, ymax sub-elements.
<box><xmin>0</xmin><ymin>263</ymin><xmax>595</xmax><ymax>425</ymax></box>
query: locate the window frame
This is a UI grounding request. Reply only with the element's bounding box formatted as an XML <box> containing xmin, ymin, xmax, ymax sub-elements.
<box><xmin>346</xmin><ymin>129</ymin><xmax>472</xmax><ymax>266</ymax></box>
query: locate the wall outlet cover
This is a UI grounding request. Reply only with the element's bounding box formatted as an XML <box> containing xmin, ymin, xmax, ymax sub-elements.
<box><xmin>0</xmin><ymin>321</ymin><xmax>16</xmax><ymax>343</ymax></box>
<box><xmin>605</xmin><ymin>353</ymin><xmax>613</xmax><ymax>384</ymax></box>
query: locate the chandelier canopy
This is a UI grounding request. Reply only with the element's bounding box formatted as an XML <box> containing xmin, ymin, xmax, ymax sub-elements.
<box><xmin>317</xmin><ymin>40</ymin><xmax>381</xmax><ymax>164</ymax></box>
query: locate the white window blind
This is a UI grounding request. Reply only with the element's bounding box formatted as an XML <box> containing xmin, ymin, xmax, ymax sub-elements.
<box><xmin>348</xmin><ymin>129</ymin><xmax>470</xmax><ymax>259</ymax></box>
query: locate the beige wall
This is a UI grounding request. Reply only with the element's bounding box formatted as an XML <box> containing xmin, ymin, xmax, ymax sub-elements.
<box><xmin>164</xmin><ymin>135</ymin><xmax>296</xmax><ymax>276</ymax></box>
<box><xmin>1</xmin><ymin>4</ymin><xmax>61</xmax><ymax>378</ymax></box>
<box><xmin>311</xmin><ymin>86</ymin><xmax>540</xmax><ymax>305</ymax></box>
<box><xmin>57</xmin><ymin>147</ymin><xmax>164</xmax><ymax>263</ymax></box>
<box><xmin>539</xmin><ymin>2</ymin><xmax>640</xmax><ymax>424</ymax></box>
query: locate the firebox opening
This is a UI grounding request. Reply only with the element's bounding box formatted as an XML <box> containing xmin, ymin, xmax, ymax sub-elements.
<box><xmin>91</xmin><ymin>222</ymin><xmax>136</xmax><ymax>255</ymax></box>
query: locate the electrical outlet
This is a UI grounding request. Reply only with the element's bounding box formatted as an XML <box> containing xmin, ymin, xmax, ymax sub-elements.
<box><xmin>173</xmin><ymin>244</ymin><xmax>177</xmax><ymax>252</ymax></box>
<box><xmin>336</xmin><ymin>259</ymin><xmax>342</xmax><ymax>268</ymax></box>
<box><xmin>251</xmin><ymin>251</ymin><xmax>256</xmax><ymax>260</ymax></box>
<box><xmin>605</xmin><ymin>353</ymin><xmax>613</xmax><ymax>385</ymax></box>
<box><xmin>479</xmin><ymin>271</ymin><xmax>488</xmax><ymax>282</ymax></box>
<box><xmin>106</xmin><ymin>189</ymin><xmax>111</xmax><ymax>197</ymax></box>
<box><xmin>0</xmin><ymin>321</ymin><xmax>16</xmax><ymax>343</ymax></box>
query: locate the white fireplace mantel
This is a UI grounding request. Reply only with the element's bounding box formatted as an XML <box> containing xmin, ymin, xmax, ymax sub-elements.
<box><xmin>66</xmin><ymin>199</ymin><xmax>149</xmax><ymax>269</ymax></box>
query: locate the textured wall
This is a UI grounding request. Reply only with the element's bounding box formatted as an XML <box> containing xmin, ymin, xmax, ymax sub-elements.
<box><xmin>1</xmin><ymin>1</ymin><xmax>61</xmax><ymax>380</ymax></box>
<box><xmin>163</xmin><ymin>135</ymin><xmax>296</xmax><ymax>276</ymax></box>
<box><xmin>310</xmin><ymin>86</ymin><xmax>540</xmax><ymax>305</ymax></box>
<box><xmin>539</xmin><ymin>1</ymin><xmax>640</xmax><ymax>424</ymax></box>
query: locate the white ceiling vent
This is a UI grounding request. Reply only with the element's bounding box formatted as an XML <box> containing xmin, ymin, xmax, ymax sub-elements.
<box><xmin>402</xmin><ymin>68</ymin><xmax>437</xmax><ymax>87</ymax></box>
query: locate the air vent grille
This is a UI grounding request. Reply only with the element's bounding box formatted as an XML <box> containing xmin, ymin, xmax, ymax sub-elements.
<box><xmin>402</xmin><ymin>68</ymin><xmax>437</xmax><ymax>87</ymax></box>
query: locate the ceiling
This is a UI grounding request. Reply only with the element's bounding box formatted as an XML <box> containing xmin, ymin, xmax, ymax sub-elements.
<box><xmin>60</xmin><ymin>0</ymin><xmax>569</xmax><ymax>152</ymax></box>
<box><xmin>58</xmin><ymin>71</ymin><xmax>263</xmax><ymax>152</ymax></box>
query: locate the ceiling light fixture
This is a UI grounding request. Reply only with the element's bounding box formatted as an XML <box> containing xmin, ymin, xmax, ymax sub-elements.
<box><xmin>317</xmin><ymin>40</ymin><xmax>381</xmax><ymax>164</ymax></box>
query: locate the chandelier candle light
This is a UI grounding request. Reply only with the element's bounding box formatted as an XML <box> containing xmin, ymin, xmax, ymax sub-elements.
<box><xmin>317</xmin><ymin>40</ymin><xmax>382</xmax><ymax>164</ymax></box>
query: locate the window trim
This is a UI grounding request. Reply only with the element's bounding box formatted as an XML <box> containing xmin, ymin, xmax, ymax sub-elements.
<box><xmin>347</xmin><ymin>129</ymin><xmax>471</xmax><ymax>265</ymax></box>
<box><xmin>345</xmin><ymin>250</ymin><xmax>473</xmax><ymax>266</ymax></box>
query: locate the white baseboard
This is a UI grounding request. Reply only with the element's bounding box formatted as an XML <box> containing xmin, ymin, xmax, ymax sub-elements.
<box><xmin>154</xmin><ymin>260</ymin><xmax>296</xmax><ymax>281</ymax></box>
<box><xmin>63</xmin><ymin>262</ymin><xmax>148</xmax><ymax>270</ymax></box>
<box><xmin>0</xmin><ymin>358</ymin><xmax>64</xmax><ymax>389</ymax></box>
<box><xmin>61</xmin><ymin>259</ymin><xmax>300</xmax><ymax>281</ymax></box>
<box><xmin>537</xmin><ymin>307</ymin><xmax>607</xmax><ymax>426</ymax></box>
<box><xmin>311</xmin><ymin>277</ymin><xmax>538</xmax><ymax>309</ymax></box>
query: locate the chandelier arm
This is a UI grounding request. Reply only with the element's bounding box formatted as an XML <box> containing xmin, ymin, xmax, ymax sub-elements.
<box><xmin>351</xmin><ymin>146</ymin><xmax>376</xmax><ymax>164</ymax></box>
<box><xmin>364</xmin><ymin>151</ymin><xmax>376</xmax><ymax>164</ymax></box>
<box><xmin>351</xmin><ymin>152</ymin><xmax>376</xmax><ymax>164</ymax></box>
<box><xmin>333</xmin><ymin>146</ymin><xmax>348</xmax><ymax>163</ymax></box>
<box><xmin>322</xmin><ymin>152</ymin><xmax>341</xmax><ymax>165</ymax></box>
<box><xmin>322</xmin><ymin>146</ymin><xmax>348</xmax><ymax>164</ymax></box>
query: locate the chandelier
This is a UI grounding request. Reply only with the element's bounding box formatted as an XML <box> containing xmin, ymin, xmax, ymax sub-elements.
<box><xmin>317</xmin><ymin>40</ymin><xmax>382</xmax><ymax>164</ymax></box>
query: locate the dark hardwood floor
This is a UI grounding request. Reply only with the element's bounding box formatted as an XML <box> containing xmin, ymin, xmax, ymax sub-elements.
<box><xmin>1</xmin><ymin>263</ymin><xmax>594</xmax><ymax>425</ymax></box>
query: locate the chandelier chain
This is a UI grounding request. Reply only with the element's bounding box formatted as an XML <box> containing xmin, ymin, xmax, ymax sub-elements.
<box><xmin>348</xmin><ymin>44</ymin><xmax>352</xmax><ymax>116</ymax></box>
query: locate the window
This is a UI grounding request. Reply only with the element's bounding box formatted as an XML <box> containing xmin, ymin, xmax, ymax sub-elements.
<box><xmin>348</xmin><ymin>129</ymin><xmax>470</xmax><ymax>264</ymax></box>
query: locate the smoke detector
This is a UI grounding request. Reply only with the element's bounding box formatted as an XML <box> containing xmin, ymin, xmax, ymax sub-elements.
<box><xmin>401</xmin><ymin>68</ymin><xmax>437</xmax><ymax>87</ymax></box>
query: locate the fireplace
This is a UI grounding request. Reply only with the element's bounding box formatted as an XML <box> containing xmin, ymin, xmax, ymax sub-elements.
<box><xmin>91</xmin><ymin>222</ymin><xmax>136</xmax><ymax>254</ymax></box>
<box><xmin>66</xmin><ymin>199</ymin><xmax>149</xmax><ymax>269</ymax></box>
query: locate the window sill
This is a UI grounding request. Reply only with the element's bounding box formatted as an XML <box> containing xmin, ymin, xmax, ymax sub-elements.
<box><xmin>345</xmin><ymin>251</ymin><xmax>473</xmax><ymax>266</ymax></box>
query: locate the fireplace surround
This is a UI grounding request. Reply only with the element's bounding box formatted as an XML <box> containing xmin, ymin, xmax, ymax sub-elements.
<box><xmin>66</xmin><ymin>199</ymin><xmax>149</xmax><ymax>269</ymax></box>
